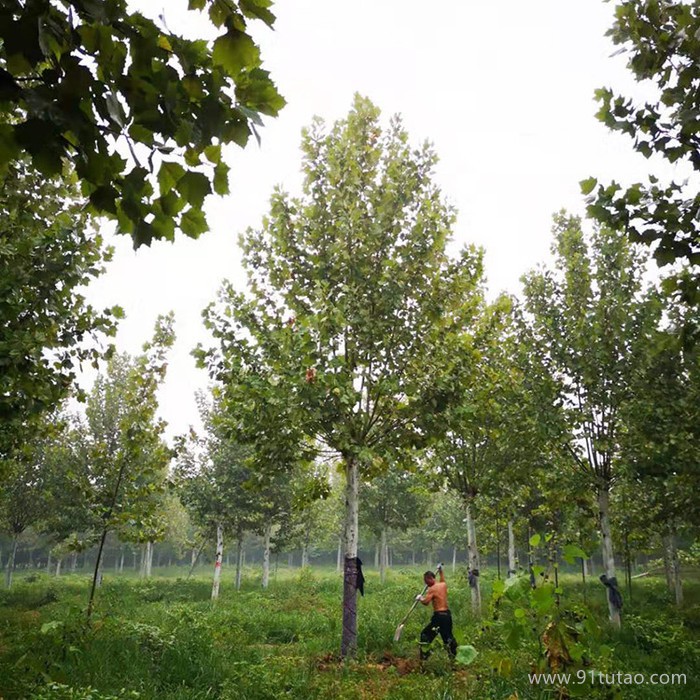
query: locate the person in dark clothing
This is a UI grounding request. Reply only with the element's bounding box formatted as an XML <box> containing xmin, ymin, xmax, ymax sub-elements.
<box><xmin>415</xmin><ymin>564</ymin><xmax>458</xmax><ymax>659</ymax></box>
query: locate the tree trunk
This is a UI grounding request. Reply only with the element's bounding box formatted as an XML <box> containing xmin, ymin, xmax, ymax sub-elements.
<box><xmin>262</xmin><ymin>522</ymin><xmax>272</xmax><ymax>590</ymax></box>
<box><xmin>508</xmin><ymin>520</ymin><xmax>517</xmax><ymax>577</ymax></box>
<box><xmin>496</xmin><ymin>514</ymin><xmax>501</xmax><ymax>580</ymax></box>
<box><xmin>411</xmin><ymin>550</ymin><xmax>415</xmax><ymax>566</ymax></box>
<box><xmin>379</xmin><ymin>526</ymin><xmax>387</xmax><ymax>584</ymax></box>
<box><xmin>662</xmin><ymin>536</ymin><xmax>673</xmax><ymax>592</ymax></box>
<box><xmin>55</xmin><ymin>558</ymin><xmax>62</xmax><ymax>576</ymax></box>
<box><xmin>46</xmin><ymin>551</ymin><xmax>52</xmax><ymax>575</ymax></box>
<box><xmin>211</xmin><ymin>522</ymin><xmax>224</xmax><ymax>600</ymax></box>
<box><xmin>341</xmin><ymin>457</ymin><xmax>359</xmax><ymax>658</ymax></box>
<box><xmin>4</xmin><ymin>535</ymin><xmax>18</xmax><ymax>589</ymax></box>
<box><xmin>598</xmin><ymin>486</ymin><xmax>621</xmax><ymax>628</ymax></box>
<box><xmin>235</xmin><ymin>536</ymin><xmax>243</xmax><ymax>592</ymax></box>
<box><xmin>466</xmin><ymin>503</ymin><xmax>481</xmax><ymax>614</ymax></box>
<box><xmin>139</xmin><ymin>544</ymin><xmax>147</xmax><ymax>579</ymax></box>
<box><xmin>133</xmin><ymin>551</ymin><xmax>138</xmax><ymax>570</ymax></box>
<box><xmin>301</xmin><ymin>542</ymin><xmax>309</xmax><ymax>568</ymax></box>
<box><xmin>146</xmin><ymin>541</ymin><xmax>154</xmax><ymax>578</ymax></box>
<box><xmin>336</xmin><ymin>537</ymin><xmax>342</xmax><ymax>574</ymax></box>
<box><xmin>665</xmin><ymin>532</ymin><xmax>683</xmax><ymax>606</ymax></box>
<box><xmin>119</xmin><ymin>550</ymin><xmax>125</xmax><ymax>573</ymax></box>
<box><xmin>452</xmin><ymin>546</ymin><xmax>457</xmax><ymax>573</ymax></box>
<box><xmin>374</xmin><ymin>543</ymin><xmax>379</xmax><ymax>569</ymax></box>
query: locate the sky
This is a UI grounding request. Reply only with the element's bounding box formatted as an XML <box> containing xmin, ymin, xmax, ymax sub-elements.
<box><xmin>84</xmin><ymin>0</ymin><xmax>662</xmax><ymax>440</ymax></box>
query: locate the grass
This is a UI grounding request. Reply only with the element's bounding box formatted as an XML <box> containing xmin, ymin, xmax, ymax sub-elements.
<box><xmin>0</xmin><ymin>565</ymin><xmax>698</xmax><ymax>699</ymax></box>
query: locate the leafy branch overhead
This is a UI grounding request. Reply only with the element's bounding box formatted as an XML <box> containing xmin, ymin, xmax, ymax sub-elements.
<box><xmin>0</xmin><ymin>0</ymin><xmax>285</xmax><ymax>247</ymax></box>
<box><xmin>584</xmin><ymin>0</ymin><xmax>700</xmax><ymax>305</ymax></box>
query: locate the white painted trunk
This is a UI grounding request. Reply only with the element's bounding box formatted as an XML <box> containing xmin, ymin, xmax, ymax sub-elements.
<box><xmin>301</xmin><ymin>543</ymin><xmax>309</xmax><ymax>568</ymax></box>
<box><xmin>145</xmin><ymin>541</ymin><xmax>153</xmax><ymax>578</ymax></box>
<box><xmin>379</xmin><ymin>527</ymin><xmax>387</xmax><ymax>583</ymax></box>
<box><xmin>119</xmin><ymin>550</ymin><xmax>125</xmax><ymax>573</ymax></box>
<box><xmin>262</xmin><ymin>522</ymin><xmax>271</xmax><ymax>589</ymax></box>
<box><xmin>374</xmin><ymin>543</ymin><xmax>379</xmax><ymax>568</ymax></box>
<box><xmin>466</xmin><ymin>503</ymin><xmax>481</xmax><ymax>614</ymax></box>
<box><xmin>55</xmin><ymin>558</ymin><xmax>62</xmax><ymax>576</ymax></box>
<box><xmin>5</xmin><ymin>535</ymin><xmax>18</xmax><ymax>589</ymax></box>
<box><xmin>583</xmin><ymin>558</ymin><xmax>589</xmax><ymax>579</ymax></box>
<box><xmin>211</xmin><ymin>522</ymin><xmax>224</xmax><ymax>600</ymax></box>
<box><xmin>452</xmin><ymin>546</ymin><xmax>457</xmax><ymax>573</ymax></box>
<box><xmin>341</xmin><ymin>456</ymin><xmax>360</xmax><ymax>658</ymax></box>
<box><xmin>598</xmin><ymin>487</ymin><xmax>621</xmax><ymax>628</ymax></box>
<box><xmin>336</xmin><ymin>537</ymin><xmax>342</xmax><ymax>574</ymax></box>
<box><xmin>507</xmin><ymin>520</ymin><xmax>517</xmax><ymax>577</ymax></box>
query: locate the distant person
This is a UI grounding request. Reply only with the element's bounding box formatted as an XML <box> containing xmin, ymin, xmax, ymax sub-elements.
<box><xmin>415</xmin><ymin>564</ymin><xmax>458</xmax><ymax>660</ymax></box>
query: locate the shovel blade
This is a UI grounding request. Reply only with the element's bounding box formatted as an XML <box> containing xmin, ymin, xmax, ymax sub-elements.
<box><xmin>393</xmin><ymin>623</ymin><xmax>405</xmax><ymax>642</ymax></box>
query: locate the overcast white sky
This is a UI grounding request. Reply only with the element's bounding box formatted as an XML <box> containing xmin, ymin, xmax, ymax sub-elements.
<box><xmin>84</xmin><ymin>1</ymin><xmax>663</xmax><ymax>440</ymax></box>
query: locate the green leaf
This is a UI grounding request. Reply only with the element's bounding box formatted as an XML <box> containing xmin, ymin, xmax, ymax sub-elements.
<box><xmin>158</xmin><ymin>161</ymin><xmax>186</xmax><ymax>196</ymax></box>
<box><xmin>529</xmin><ymin>533</ymin><xmax>541</xmax><ymax>547</ymax></box>
<box><xmin>180</xmin><ymin>207</ymin><xmax>208</xmax><ymax>238</ymax></box>
<box><xmin>212</xmin><ymin>29</ymin><xmax>260</xmax><ymax>77</ymax></box>
<box><xmin>455</xmin><ymin>645</ymin><xmax>478</xmax><ymax>666</ymax></box>
<box><xmin>177</xmin><ymin>171</ymin><xmax>211</xmax><ymax>207</ymax></box>
<box><xmin>213</xmin><ymin>162</ymin><xmax>230</xmax><ymax>195</ymax></box>
<box><xmin>562</xmin><ymin>544</ymin><xmax>587</xmax><ymax>564</ymax></box>
<box><xmin>580</xmin><ymin>177</ymin><xmax>597</xmax><ymax>195</ymax></box>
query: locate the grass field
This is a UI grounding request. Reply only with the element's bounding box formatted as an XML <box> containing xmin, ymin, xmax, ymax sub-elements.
<box><xmin>0</xmin><ymin>565</ymin><xmax>698</xmax><ymax>699</ymax></box>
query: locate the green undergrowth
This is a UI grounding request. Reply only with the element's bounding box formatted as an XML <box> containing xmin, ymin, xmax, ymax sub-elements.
<box><xmin>0</xmin><ymin>567</ymin><xmax>698</xmax><ymax>699</ymax></box>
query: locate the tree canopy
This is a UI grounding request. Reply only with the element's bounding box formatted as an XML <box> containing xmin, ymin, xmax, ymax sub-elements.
<box><xmin>0</xmin><ymin>0</ymin><xmax>284</xmax><ymax>246</ymax></box>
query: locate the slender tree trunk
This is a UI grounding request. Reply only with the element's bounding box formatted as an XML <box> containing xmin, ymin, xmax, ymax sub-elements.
<box><xmin>4</xmin><ymin>535</ymin><xmax>18</xmax><ymax>589</ymax></box>
<box><xmin>55</xmin><ymin>558</ymin><xmax>62</xmax><ymax>576</ymax></box>
<box><xmin>452</xmin><ymin>546</ymin><xmax>457</xmax><ymax>573</ymax></box>
<box><xmin>336</xmin><ymin>537</ymin><xmax>342</xmax><ymax>574</ymax></box>
<box><xmin>665</xmin><ymin>532</ymin><xmax>683</xmax><ymax>606</ymax></box>
<box><xmin>301</xmin><ymin>542</ymin><xmax>309</xmax><ymax>568</ymax></box>
<box><xmin>191</xmin><ymin>547</ymin><xmax>197</xmax><ymax>568</ymax></box>
<box><xmin>374</xmin><ymin>543</ymin><xmax>379</xmax><ymax>569</ymax></box>
<box><xmin>235</xmin><ymin>535</ymin><xmax>243</xmax><ymax>592</ymax></box>
<box><xmin>598</xmin><ymin>486</ymin><xmax>621</xmax><ymax>628</ymax></box>
<box><xmin>411</xmin><ymin>550</ymin><xmax>415</xmax><ymax>566</ymax></box>
<box><xmin>379</xmin><ymin>526</ymin><xmax>387</xmax><ymax>584</ymax></box>
<box><xmin>96</xmin><ymin>551</ymin><xmax>104</xmax><ymax>588</ymax></box>
<box><xmin>262</xmin><ymin>522</ymin><xmax>272</xmax><ymax>590</ymax></box>
<box><xmin>341</xmin><ymin>456</ymin><xmax>359</xmax><ymax>658</ymax></box>
<box><xmin>496</xmin><ymin>513</ymin><xmax>501</xmax><ymax>579</ymax></box>
<box><xmin>211</xmin><ymin>522</ymin><xmax>224</xmax><ymax>600</ymax></box>
<box><xmin>662</xmin><ymin>536</ymin><xmax>673</xmax><ymax>592</ymax></box>
<box><xmin>119</xmin><ymin>550</ymin><xmax>125</xmax><ymax>573</ymax></box>
<box><xmin>133</xmin><ymin>551</ymin><xmax>138</xmax><ymax>570</ymax></box>
<box><xmin>581</xmin><ymin>557</ymin><xmax>587</xmax><ymax>604</ymax></box>
<box><xmin>466</xmin><ymin>502</ymin><xmax>481</xmax><ymax>614</ymax></box>
<box><xmin>146</xmin><ymin>541</ymin><xmax>154</xmax><ymax>578</ymax></box>
<box><xmin>139</xmin><ymin>543</ymin><xmax>147</xmax><ymax>579</ymax></box>
<box><xmin>46</xmin><ymin>551</ymin><xmax>52</xmax><ymax>575</ymax></box>
<box><xmin>508</xmin><ymin>520</ymin><xmax>517</xmax><ymax>577</ymax></box>
<box><xmin>187</xmin><ymin>540</ymin><xmax>205</xmax><ymax>580</ymax></box>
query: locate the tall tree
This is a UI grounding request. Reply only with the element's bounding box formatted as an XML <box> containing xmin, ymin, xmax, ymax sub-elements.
<box><xmin>77</xmin><ymin>316</ymin><xmax>174</xmax><ymax>618</ymax></box>
<box><xmin>521</xmin><ymin>214</ymin><xmax>659</xmax><ymax>627</ymax></box>
<box><xmin>198</xmin><ymin>95</ymin><xmax>483</xmax><ymax>657</ymax></box>
<box><xmin>0</xmin><ymin>161</ymin><xmax>119</xmax><ymax>475</ymax></box>
<box><xmin>0</xmin><ymin>0</ymin><xmax>284</xmax><ymax>245</ymax></box>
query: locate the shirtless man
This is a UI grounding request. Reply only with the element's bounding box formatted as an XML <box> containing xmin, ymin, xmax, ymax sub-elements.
<box><xmin>416</xmin><ymin>563</ymin><xmax>458</xmax><ymax>659</ymax></box>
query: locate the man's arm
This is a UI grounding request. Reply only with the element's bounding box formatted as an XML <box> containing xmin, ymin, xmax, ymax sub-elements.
<box><xmin>438</xmin><ymin>564</ymin><xmax>445</xmax><ymax>583</ymax></box>
<box><xmin>418</xmin><ymin>590</ymin><xmax>434</xmax><ymax>606</ymax></box>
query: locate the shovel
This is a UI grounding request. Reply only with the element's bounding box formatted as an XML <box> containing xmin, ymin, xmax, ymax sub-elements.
<box><xmin>393</xmin><ymin>582</ymin><xmax>429</xmax><ymax>642</ymax></box>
